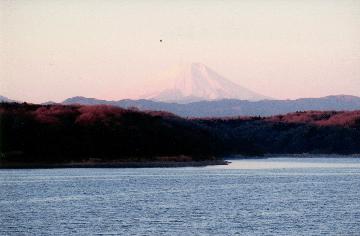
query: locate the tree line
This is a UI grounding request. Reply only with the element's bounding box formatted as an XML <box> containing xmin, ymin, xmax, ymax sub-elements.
<box><xmin>1</xmin><ymin>103</ymin><xmax>359</xmax><ymax>163</ymax></box>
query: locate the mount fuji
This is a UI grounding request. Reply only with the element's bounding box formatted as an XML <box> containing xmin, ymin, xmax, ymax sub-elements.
<box><xmin>144</xmin><ymin>63</ymin><xmax>270</xmax><ymax>103</ymax></box>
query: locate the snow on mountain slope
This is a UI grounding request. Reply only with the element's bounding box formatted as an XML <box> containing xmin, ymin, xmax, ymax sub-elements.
<box><xmin>146</xmin><ymin>63</ymin><xmax>270</xmax><ymax>103</ymax></box>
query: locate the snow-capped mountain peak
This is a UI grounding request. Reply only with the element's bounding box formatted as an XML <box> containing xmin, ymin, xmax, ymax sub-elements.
<box><xmin>146</xmin><ymin>63</ymin><xmax>270</xmax><ymax>103</ymax></box>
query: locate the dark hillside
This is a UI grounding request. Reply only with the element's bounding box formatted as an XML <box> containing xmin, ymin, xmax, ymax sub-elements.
<box><xmin>1</xmin><ymin>103</ymin><xmax>360</xmax><ymax>164</ymax></box>
<box><xmin>0</xmin><ymin>103</ymin><xmax>223</xmax><ymax>163</ymax></box>
<box><xmin>195</xmin><ymin>111</ymin><xmax>360</xmax><ymax>154</ymax></box>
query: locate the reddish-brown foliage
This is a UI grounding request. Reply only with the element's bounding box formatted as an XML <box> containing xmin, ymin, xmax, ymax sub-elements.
<box><xmin>315</xmin><ymin>111</ymin><xmax>360</xmax><ymax>127</ymax></box>
<box><xmin>34</xmin><ymin>105</ymin><xmax>78</xmax><ymax>124</ymax></box>
<box><xmin>266</xmin><ymin>111</ymin><xmax>360</xmax><ymax>127</ymax></box>
<box><xmin>1</xmin><ymin>103</ymin><xmax>360</xmax><ymax>164</ymax></box>
<box><xmin>75</xmin><ymin>105</ymin><xmax>126</xmax><ymax>125</ymax></box>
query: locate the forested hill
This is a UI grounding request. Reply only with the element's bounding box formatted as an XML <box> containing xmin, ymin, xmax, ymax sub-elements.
<box><xmin>1</xmin><ymin>103</ymin><xmax>360</xmax><ymax>164</ymax></box>
<box><xmin>195</xmin><ymin>111</ymin><xmax>360</xmax><ymax>155</ymax></box>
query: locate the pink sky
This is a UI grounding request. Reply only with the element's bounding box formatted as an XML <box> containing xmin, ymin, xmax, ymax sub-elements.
<box><xmin>1</xmin><ymin>0</ymin><xmax>360</xmax><ymax>103</ymax></box>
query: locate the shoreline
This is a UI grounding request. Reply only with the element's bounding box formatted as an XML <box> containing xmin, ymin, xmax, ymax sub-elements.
<box><xmin>224</xmin><ymin>153</ymin><xmax>360</xmax><ymax>160</ymax></box>
<box><xmin>263</xmin><ymin>153</ymin><xmax>360</xmax><ymax>158</ymax></box>
<box><xmin>2</xmin><ymin>154</ymin><xmax>360</xmax><ymax>169</ymax></box>
<box><xmin>0</xmin><ymin>160</ymin><xmax>229</xmax><ymax>169</ymax></box>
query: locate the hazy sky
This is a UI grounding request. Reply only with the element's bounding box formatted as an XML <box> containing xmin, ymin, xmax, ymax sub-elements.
<box><xmin>1</xmin><ymin>0</ymin><xmax>360</xmax><ymax>103</ymax></box>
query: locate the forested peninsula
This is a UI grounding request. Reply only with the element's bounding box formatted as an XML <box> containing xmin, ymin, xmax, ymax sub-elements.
<box><xmin>1</xmin><ymin>103</ymin><xmax>360</xmax><ymax>167</ymax></box>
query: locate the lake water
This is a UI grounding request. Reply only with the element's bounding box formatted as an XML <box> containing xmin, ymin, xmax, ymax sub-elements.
<box><xmin>1</xmin><ymin>157</ymin><xmax>360</xmax><ymax>235</ymax></box>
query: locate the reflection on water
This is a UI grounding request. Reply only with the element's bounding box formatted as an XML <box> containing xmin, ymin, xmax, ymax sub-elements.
<box><xmin>210</xmin><ymin>157</ymin><xmax>360</xmax><ymax>169</ymax></box>
<box><xmin>1</xmin><ymin>157</ymin><xmax>360</xmax><ymax>235</ymax></box>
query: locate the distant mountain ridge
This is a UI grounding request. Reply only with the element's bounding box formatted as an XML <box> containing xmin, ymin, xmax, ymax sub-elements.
<box><xmin>3</xmin><ymin>94</ymin><xmax>360</xmax><ymax>117</ymax></box>
<box><xmin>0</xmin><ymin>95</ymin><xmax>15</xmax><ymax>103</ymax></box>
<box><xmin>62</xmin><ymin>95</ymin><xmax>360</xmax><ymax>117</ymax></box>
<box><xmin>143</xmin><ymin>63</ymin><xmax>270</xmax><ymax>103</ymax></box>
